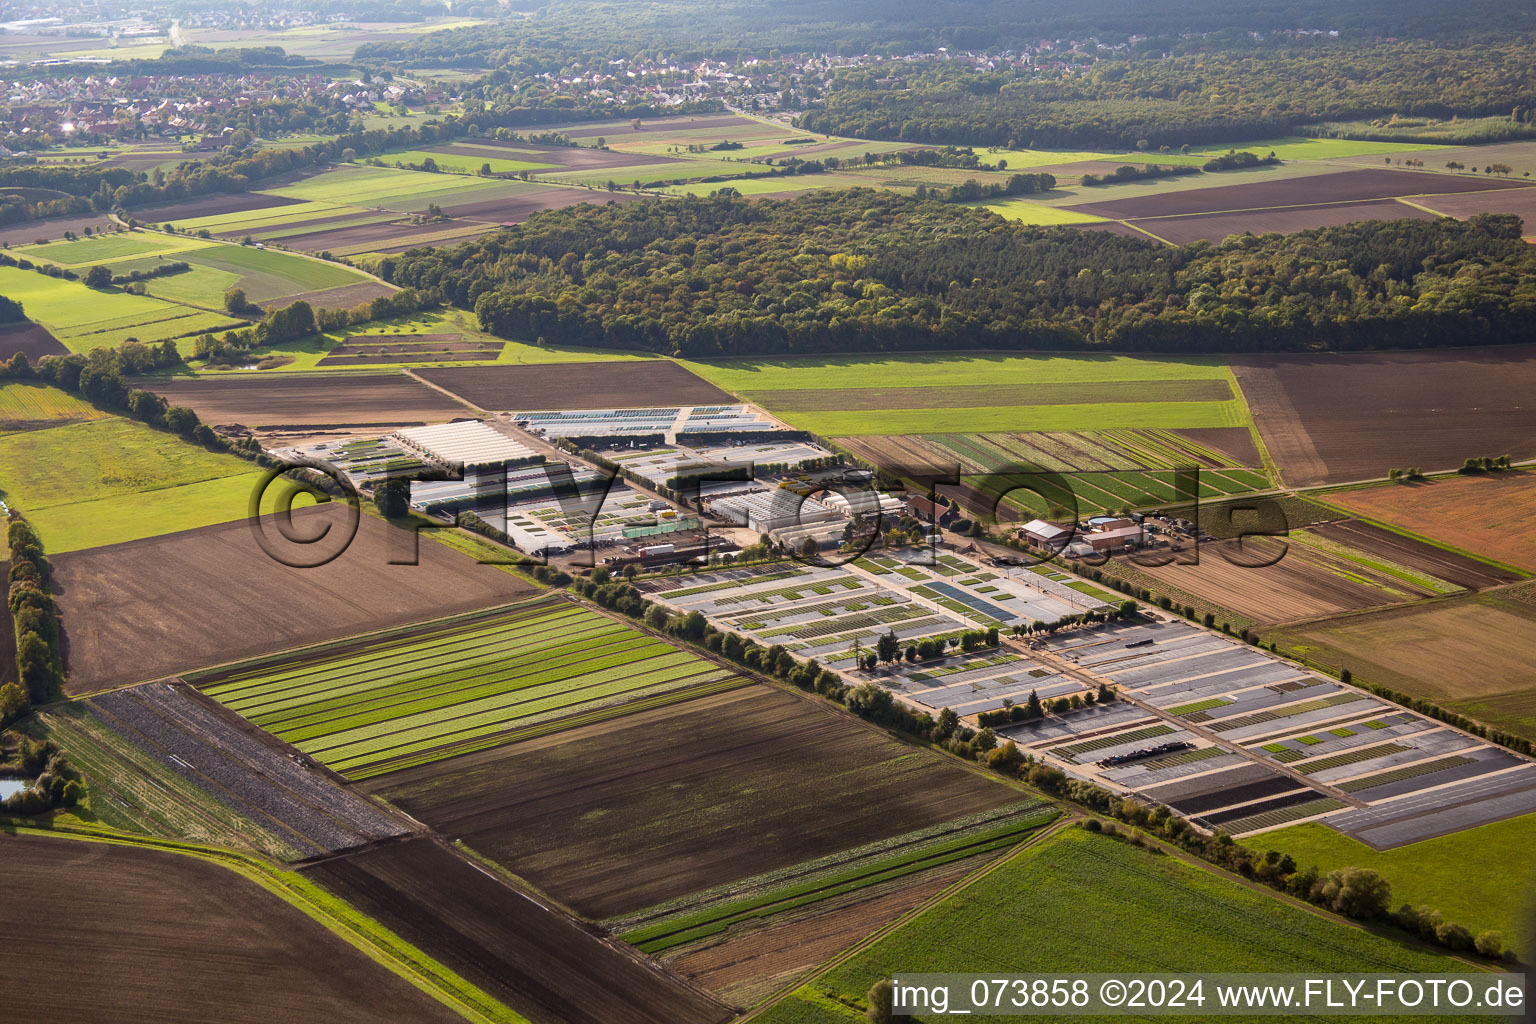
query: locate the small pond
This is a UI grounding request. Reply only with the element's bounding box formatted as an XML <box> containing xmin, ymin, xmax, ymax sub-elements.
<box><xmin>0</xmin><ymin>777</ymin><xmax>31</xmax><ymax>799</ymax></box>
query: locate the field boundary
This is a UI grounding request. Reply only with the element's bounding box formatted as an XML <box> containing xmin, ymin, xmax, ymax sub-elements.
<box><xmin>737</xmin><ymin>816</ymin><xmax>1077</xmax><ymax>1021</ymax></box>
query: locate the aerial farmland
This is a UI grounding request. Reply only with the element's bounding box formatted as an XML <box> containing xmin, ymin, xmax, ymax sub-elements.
<box><xmin>4</xmin><ymin>2</ymin><xmax>1536</xmax><ymax>1018</ymax></box>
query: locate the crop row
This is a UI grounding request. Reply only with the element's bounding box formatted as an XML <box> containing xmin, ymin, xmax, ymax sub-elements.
<box><xmin>1051</xmin><ymin>724</ymin><xmax>1175</xmax><ymax>762</ymax></box>
<box><xmin>207</xmin><ymin>604</ymin><xmax>597</xmax><ymax>701</ymax></box>
<box><xmin>215</xmin><ymin>614</ymin><xmax>629</xmax><ymax>717</ymax></box>
<box><xmin>1294</xmin><ymin>742</ymin><xmax>1413</xmax><ymax>776</ymax></box>
<box><xmin>319</xmin><ymin>660</ymin><xmax>729</xmax><ymax>777</ymax></box>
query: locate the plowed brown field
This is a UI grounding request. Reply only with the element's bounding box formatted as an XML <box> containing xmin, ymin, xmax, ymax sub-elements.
<box><xmin>53</xmin><ymin>505</ymin><xmax>535</xmax><ymax>692</ymax></box>
<box><xmin>304</xmin><ymin>838</ymin><xmax>732</xmax><ymax>1024</ymax></box>
<box><xmin>419</xmin><ymin>360</ymin><xmax>732</xmax><ymax>410</ymax></box>
<box><xmin>0</xmin><ymin>833</ymin><xmax>467</xmax><ymax>1024</ymax></box>
<box><xmin>1232</xmin><ymin>346</ymin><xmax>1536</xmax><ymax>486</ymax></box>
<box><xmin>367</xmin><ymin>686</ymin><xmax>1019</xmax><ymax>919</ymax></box>
<box><xmin>144</xmin><ymin>370</ymin><xmax>470</xmax><ymax>427</ymax></box>
<box><xmin>1327</xmin><ymin>472</ymin><xmax>1536</xmax><ymax>572</ymax></box>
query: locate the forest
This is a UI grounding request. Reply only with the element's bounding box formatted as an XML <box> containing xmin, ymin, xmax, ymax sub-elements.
<box><xmin>800</xmin><ymin>35</ymin><xmax>1536</xmax><ymax>149</ymax></box>
<box><xmin>355</xmin><ymin>0</ymin><xmax>1536</xmax><ymax>65</ymax></box>
<box><xmin>379</xmin><ymin>190</ymin><xmax>1536</xmax><ymax>357</ymax></box>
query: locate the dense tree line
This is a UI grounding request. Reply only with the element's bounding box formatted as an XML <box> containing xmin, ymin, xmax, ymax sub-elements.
<box><xmin>7</xmin><ymin>517</ymin><xmax>62</xmax><ymax>704</ymax></box>
<box><xmin>799</xmin><ymin>35</ymin><xmax>1536</xmax><ymax>149</ymax></box>
<box><xmin>380</xmin><ymin>190</ymin><xmax>1536</xmax><ymax>357</ymax></box>
<box><xmin>352</xmin><ymin>0</ymin><xmax>1535</xmax><ymax>65</ymax></box>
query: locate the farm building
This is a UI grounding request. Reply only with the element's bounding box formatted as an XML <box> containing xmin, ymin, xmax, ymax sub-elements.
<box><xmin>393</xmin><ymin>420</ymin><xmax>542</xmax><ymax>470</ymax></box>
<box><xmin>909</xmin><ymin>494</ymin><xmax>958</xmax><ymax>526</ymax></box>
<box><xmin>769</xmin><ymin>519</ymin><xmax>848</xmax><ymax>551</ymax></box>
<box><xmin>602</xmin><ymin>439</ymin><xmax>836</xmax><ymax>489</ymax></box>
<box><xmin>513</xmin><ymin>404</ymin><xmax>780</xmax><ymax>440</ymax></box>
<box><xmin>1021</xmin><ymin>519</ymin><xmax>1071</xmax><ymax>547</ymax></box>
<box><xmin>1085</xmin><ymin>519</ymin><xmax>1145</xmax><ymax>552</ymax></box>
<box><xmin>818</xmin><ymin>489</ymin><xmax>907</xmax><ymax>521</ymax></box>
<box><xmin>708</xmin><ymin>488</ymin><xmax>840</xmax><ymax>533</ymax></box>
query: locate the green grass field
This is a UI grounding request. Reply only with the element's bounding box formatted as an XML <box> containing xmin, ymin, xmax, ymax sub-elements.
<box><xmin>662</xmin><ymin>174</ymin><xmax>872</xmax><ymax>196</ymax></box>
<box><xmin>265</xmin><ymin>164</ymin><xmax>502</xmax><ymax>205</ymax></box>
<box><xmin>19</xmin><ymin>233</ymin><xmax>192</xmax><ymax>265</ymax></box>
<box><xmin>543</xmin><ymin>158</ymin><xmax>777</xmax><ymax>187</ymax></box>
<box><xmin>1188</xmin><ymin>137</ymin><xmax>1451</xmax><ymax>160</ymax></box>
<box><xmin>760</xmin><ymin>827</ymin><xmax>1466</xmax><ymax>1023</ymax></box>
<box><xmin>0</xmin><ymin>416</ymin><xmax>266</xmax><ymax>551</ymax></box>
<box><xmin>179</xmin><ymin>244</ymin><xmax>371</xmax><ymax>300</ymax></box>
<box><xmin>972</xmin><ymin>198</ymin><xmax>1109</xmax><ymax>224</ymax></box>
<box><xmin>0</xmin><ymin>265</ymin><xmax>243</xmax><ymax>352</ymax></box>
<box><xmin>390</xmin><ymin>148</ymin><xmax>557</xmax><ymax>174</ymax></box>
<box><xmin>143</xmin><ymin>263</ymin><xmax>243</xmax><ymax>305</ymax></box>
<box><xmin>196</xmin><ymin>598</ymin><xmax>745</xmax><ymax>779</ymax></box>
<box><xmin>687</xmin><ymin>352</ymin><xmax>1245</xmax><ymax>436</ymax></box>
<box><xmin>777</xmin><ymin>399</ymin><xmax>1248</xmax><ymax>435</ymax></box>
<box><xmin>173</xmin><ymin>200</ymin><xmax>364</xmax><ymax>234</ymax></box>
<box><xmin>686</xmin><ymin>351</ymin><xmax>1231</xmax><ymax>393</ymax></box>
<box><xmin>0</xmin><ymin>383</ymin><xmax>112</xmax><ymax>424</ymax></box>
<box><xmin>1261</xmin><ymin>817</ymin><xmax>1536</xmax><ymax>957</ymax></box>
<box><xmin>971</xmin><ymin>148</ymin><xmax>1120</xmax><ymax>167</ymax></box>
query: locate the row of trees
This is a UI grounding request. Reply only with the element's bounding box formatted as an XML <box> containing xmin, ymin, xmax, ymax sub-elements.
<box><xmin>383</xmin><ymin>190</ymin><xmax>1536</xmax><ymax>358</ymax></box>
<box><xmin>915</xmin><ymin>172</ymin><xmax>1057</xmax><ymax>204</ymax></box>
<box><xmin>1080</xmin><ymin>163</ymin><xmax>1200</xmax><ymax>186</ymax></box>
<box><xmin>7</xmin><ymin>517</ymin><xmax>61</xmax><ymax>704</ymax></box>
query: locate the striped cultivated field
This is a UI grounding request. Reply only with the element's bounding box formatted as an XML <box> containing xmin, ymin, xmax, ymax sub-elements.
<box><xmin>196</xmin><ymin>596</ymin><xmax>744</xmax><ymax>779</ymax></box>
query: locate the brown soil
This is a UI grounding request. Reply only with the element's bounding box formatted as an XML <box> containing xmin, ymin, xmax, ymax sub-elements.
<box><xmin>0</xmin><ymin>213</ymin><xmax>112</xmax><ymax>246</ymax></box>
<box><xmin>142</xmin><ymin>371</ymin><xmax>471</xmax><ymax>427</ymax></box>
<box><xmin>1409</xmin><ymin>187</ymin><xmax>1536</xmax><ymax>229</ymax></box>
<box><xmin>418</xmin><ymin>360</ymin><xmax>733</xmax><ymax>410</ymax></box>
<box><xmin>1172</xmin><ymin>427</ymin><xmax>1261</xmax><ymax>467</ymax></box>
<box><xmin>367</xmin><ymin>686</ymin><xmax>1020</xmax><ymax>919</ymax></box>
<box><xmin>282</xmin><ymin>280</ymin><xmax>395</xmax><ymax>309</ymax></box>
<box><xmin>1128</xmin><ymin>199</ymin><xmax>1436</xmax><ymax>244</ymax></box>
<box><xmin>1125</xmin><ymin>535</ymin><xmax>1429</xmax><ymax>624</ymax></box>
<box><xmin>554</xmin><ymin>116</ymin><xmax>759</xmax><ymax>139</ymax></box>
<box><xmin>52</xmin><ymin>504</ymin><xmax>535</xmax><ymax>693</ymax></box>
<box><xmin>1309</xmin><ymin>518</ymin><xmax>1522</xmax><ymax>590</ymax></box>
<box><xmin>318</xmin><ymin>335</ymin><xmax>502</xmax><ymax>366</ymax></box>
<box><xmin>765</xmin><ymin>379</ymin><xmax>1232</xmax><ymax>412</ymax></box>
<box><xmin>1327</xmin><ymin>472</ymin><xmax>1536</xmax><ymax>573</ymax></box>
<box><xmin>1273</xmin><ymin>587</ymin><xmax>1536</xmax><ymax>710</ymax></box>
<box><xmin>130</xmin><ymin>191</ymin><xmax>303</xmax><ymax>224</ymax></box>
<box><xmin>1231</xmin><ymin>346</ymin><xmax>1536</xmax><ymax>486</ymax></box>
<box><xmin>0</xmin><ymin>833</ymin><xmax>466</xmax><ymax>1024</ymax></box>
<box><xmin>303</xmin><ymin>837</ymin><xmax>732</xmax><ymax>1024</ymax></box>
<box><xmin>434</xmin><ymin>141</ymin><xmax>676</xmax><ymax>170</ymax></box>
<box><xmin>665</xmin><ymin>858</ymin><xmax>984</xmax><ymax>1006</ymax></box>
<box><xmin>0</xmin><ymin>321</ymin><xmax>67</xmax><ymax>360</ymax></box>
<box><xmin>1068</xmin><ymin>169</ymin><xmax>1532</xmax><ymax>219</ymax></box>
